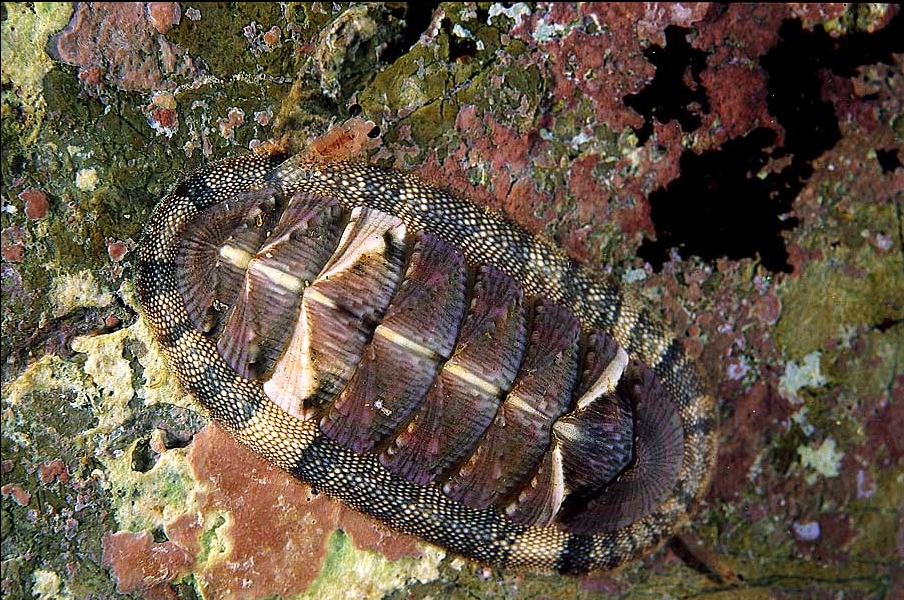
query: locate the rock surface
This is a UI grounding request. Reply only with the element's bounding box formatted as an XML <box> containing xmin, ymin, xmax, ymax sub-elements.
<box><xmin>2</xmin><ymin>3</ymin><xmax>902</xmax><ymax>599</ymax></box>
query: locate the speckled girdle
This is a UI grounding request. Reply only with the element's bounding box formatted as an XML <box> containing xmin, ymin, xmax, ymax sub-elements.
<box><xmin>134</xmin><ymin>149</ymin><xmax>717</xmax><ymax>574</ymax></box>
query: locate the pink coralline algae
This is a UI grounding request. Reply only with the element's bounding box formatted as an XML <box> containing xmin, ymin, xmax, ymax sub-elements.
<box><xmin>102</xmin><ymin>424</ymin><xmax>423</xmax><ymax>599</ymax></box>
<box><xmin>1</xmin><ymin>483</ymin><xmax>32</xmax><ymax>507</ymax></box>
<box><xmin>217</xmin><ymin>108</ymin><xmax>246</xmax><ymax>142</ymax></box>
<box><xmin>148</xmin><ymin>2</ymin><xmax>180</xmax><ymax>34</ymax></box>
<box><xmin>103</xmin><ymin>528</ymin><xmax>197</xmax><ymax>599</ymax></box>
<box><xmin>148</xmin><ymin>107</ymin><xmax>179</xmax><ymax>135</ymax></box>
<box><xmin>146</xmin><ymin>92</ymin><xmax>180</xmax><ymax>137</ymax></box>
<box><xmin>262</xmin><ymin>26</ymin><xmax>282</xmax><ymax>49</ymax></box>
<box><xmin>1</xmin><ymin>226</ymin><xmax>26</xmax><ymax>262</ymax></box>
<box><xmin>52</xmin><ymin>2</ymin><xmax>194</xmax><ymax>91</ymax></box>
<box><xmin>19</xmin><ymin>189</ymin><xmax>49</xmax><ymax>220</ymax></box>
<box><xmin>106</xmin><ymin>241</ymin><xmax>128</xmax><ymax>262</ymax></box>
<box><xmin>38</xmin><ymin>459</ymin><xmax>70</xmax><ymax>484</ymax></box>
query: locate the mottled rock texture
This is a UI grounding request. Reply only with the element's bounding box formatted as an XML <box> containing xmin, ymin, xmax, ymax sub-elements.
<box><xmin>2</xmin><ymin>3</ymin><xmax>902</xmax><ymax>599</ymax></box>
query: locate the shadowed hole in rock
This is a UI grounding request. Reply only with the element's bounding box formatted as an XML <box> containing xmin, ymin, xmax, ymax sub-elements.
<box><xmin>131</xmin><ymin>437</ymin><xmax>156</xmax><ymax>473</ymax></box>
<box><xmin>635</xmin><ymin>14</ymin><xmax>903</xmax><ymax>272</ymax></box>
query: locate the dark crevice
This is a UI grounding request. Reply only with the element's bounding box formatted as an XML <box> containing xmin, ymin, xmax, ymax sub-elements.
<box><xmin>876</xmin><ymin>317</ymin><xmax>902</xmax><ymax>333</ymax></box>
<box><xmin>441</xmin><ymin>17</ymin><xmax>479</xmax><ymax>62</ymax></box>
<box><xmin>876</xmin><ymin>148</ymin><xmax>902</xmax><ymax>173</ymax></box>
<box><xmin>381</xmin><ymin>3</ymin><xmax>443</xmax><ymax>65</ymax></box>
<box><xmin>172</xmin><ymin>577</ymin><xmax>203</xmax><ymax>600</ymax></box>
<box><xmin>624</xmin><ymin>25</ymin><xmax>710</xmax><ymax>146</ymax></box>
<box><xmin>666</xmin><ymin>535</ymin><xmax>741</xmax><ymax>585</ymax></box>
<box><xmin>151</xmin><ymin>526</ymin><xmax>169</xmax><ymax>543</ymax></box>
<box><xmin>6</xmin><ymin>298</ymin><xmax>136</xmax><ymax>369</ymax></box>
<box><xmin>159</xmin><ymin>426</ymin><xmax>194</xmax><ymax>450</ymax></box>
<box><xmin>111</xmin><ymin>397</ymin><xmax>206</xmax><ymax>459</ymax></box>
<box><xmin>634</xmin><ymin>12</ymin><xmax>904</xmax><ymax>272</ymax></box>
<box><xmin>637</xmin><ymin>128</ymin><xmax>801</xmax><ymax>273</ymax></box>
<box><xmin>131</xmin><ymin>437</ymin><xmax>156</xmax><ymax>473</ymax></box>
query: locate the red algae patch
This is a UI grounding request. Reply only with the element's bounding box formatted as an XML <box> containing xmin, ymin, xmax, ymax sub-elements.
<box><xmin>19</xmin><ymin>188</ymin><xmax>49</xmax><ymax>220</ymax></box>
<box><xmin>101</xmin><ymin>423</ymin><xmax>426</xmax><ymax>599</ymax></box>
<box><xmin>148</xmin><ymin>2</ymin><xmax>180</xmax><ymax>35</ymax></box>
<box><xmin>1</xmin><ymin>226</ymin><xmax>26</xmax><ymax>262</ymax></box>
<box><xmin>217</xmin><ymin>107</ymin><xmax>246</xmax><ymax>141</ymax></box>
<box><xmin>38</xmin><ymin>459</ymin><xmax>69</xmax><ymax>484</ymax></box>
<box><xmin>106</xmin><ymin>241</ymin><xmax>128</xmax><ymax>262</ymax></box>
<box><xmin>102</xmin><ymin>530</ymin><xmax>195</xmax><ymax>599</ymax></box>
<box><xmin>183</xmin><ymin>424</ymin><xmax>421</xmax><ymax>598</ymax></box>
<box><xmin>1</xmin><ymin>483</ymin><xmax>32</xmax><ymax>507</ymax></box>
<box><xmin>52</xmin><ymin>2</ymin><xmax>193</xmax><ymax>91</ymax></box>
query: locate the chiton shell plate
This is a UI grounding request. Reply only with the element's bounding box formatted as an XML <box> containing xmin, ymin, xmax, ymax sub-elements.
<box><xmin>135</xmin><ymin>150</ymin><xmax>717</xmax><ymax>573</ymax></box>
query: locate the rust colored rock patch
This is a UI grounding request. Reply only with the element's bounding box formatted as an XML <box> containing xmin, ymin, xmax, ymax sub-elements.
<box><xmin>19</xmin><ymin>188</ymin><xmax>49</xmax><ymax>220</ymax></box>
<box><xmin>102</xmin><ymin>529</ymin><xmax>196</xmax><ymax>599</ymax></box>
<box><xmin>184</xmin><ymin>424</ymin><xmax>423</xmax><ymax>599</ymax></box>
<box><xmin>51</xmin><ymin>1</ymin><xmax>194</xmax><ymax>91</ymax></box>
<box><xmin>102</xmin><ymin>424</ymin><xmax>424</xmax><ymax>599</ymax></box>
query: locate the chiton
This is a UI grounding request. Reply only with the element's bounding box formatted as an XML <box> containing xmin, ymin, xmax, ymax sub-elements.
<box><xmin>135</xmin><ymin>148</ymin><xmax>717</xmax><ymax>574</ymax></box>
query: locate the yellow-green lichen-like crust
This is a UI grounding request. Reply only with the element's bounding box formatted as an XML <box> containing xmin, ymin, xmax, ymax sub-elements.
<box><xmin>134</xmin><ymin>149</ymin><xmax>717</xmax><ymax>574</ymax></box>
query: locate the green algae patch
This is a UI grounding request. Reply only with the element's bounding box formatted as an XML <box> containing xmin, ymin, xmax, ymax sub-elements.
<box><xmin>775</xmin><ymin>202</ymin><xmax>904</xmax><ymax>361</ymax></box>
<box><xmin>3</xmin><ymin>351</ymin><xmax>101</xmax><ymax>463</ymax></box>
<box><xmin>0</xmin><ymin>2</ymin><xmax>73</xmax><ymax>141</ymax></box>
<box><xmin>31</xmin><ymin>568</ymin><xmax>73</xmax><ymax>600</ymax></box>
<box><xmin>703</xmin><ymin>496</ymin><xmax>891</xmax><ymax>599</ymax></box>
<box><xmin>196</xmin><ymin>513</ymin><xmax>229</xmax><ymax>566</ymax></box>
<box><xmin>825</xmin><ymin>3</ymin><xmax>897</xmax><ymax>36</ymax></box>
<box><xmin>167</xmin><ymin>3</ymin><xmax>293</xmax><ymax>79</ymax></box>
<box><xmin>299</xmin><ymin>529</ymin><xmax>443</xmax><ymax>600</ymax></box>
<box><xmin>776</xmin><ymin>252</ymin><xmax>904</xmax><ymax>360</ymax></box>
<box><xmin>796</xmin><ymin>437</ymin><xmax>845</xmax><ymax>484</ymax></box>
<box><xmin>847</xmin><ymin>467</ymin><xmax>904</xmax><ymax>562</ymax></box>
<box><xmin>102</xmin><ymin>439</ymin><xmax>197</xmax><ymax>533</ymax></box>
<box><xmin>778</xmin><ymin>351</ymin><xmax>827</xmax><ymax>404</ymax></box>
<box><xmin>823</xmin><ymin>323</ymin><xmax>903</xmax><ymax>410</ymax></box>
<box><xmin>356</xmin><ymin>5</ymin><xmax>541</xmax><ymax>165</ymax></box>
